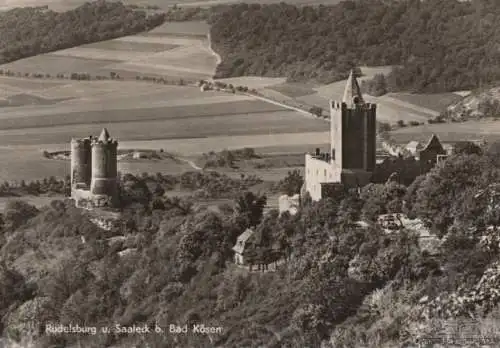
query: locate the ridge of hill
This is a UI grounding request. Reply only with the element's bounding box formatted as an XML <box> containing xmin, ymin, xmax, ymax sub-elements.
<box><xmin>208</xmin><ymin>0</ymin><xmax>500</xmax><ymax>93</ymax></box>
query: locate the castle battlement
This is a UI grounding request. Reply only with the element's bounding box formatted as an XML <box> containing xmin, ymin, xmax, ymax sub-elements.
<box><xmin>71</xmin><ymin>136</ymin><xmax>93</xmax><ymax>144</ymax></box>
<box><xmin>308</xmin><ymin>148</ymin><xmax>331</xmax><ymax>163</ymax></box>
<box><xmin>330</xmin><ymin>101</ymin><xmax>377</xmax><ymax>111</ymax></box>
<box><xmin>91</xmin><ymin>139</ymin><xmax>118</xmax><ymax>147</ymax></box>
<box><xmin>71</xmin><ymin>128</ymin><xmax>119</xmax><ymax>209</ymax></box>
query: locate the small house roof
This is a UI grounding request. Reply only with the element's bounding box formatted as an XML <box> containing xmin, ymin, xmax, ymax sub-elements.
<box><xmin>232</xmin><ymin>228</ymin><xmax>255</xmax><ymax>254</ymax></box>
<box><xmin>421</xmin><ymin>134</ymin><xmax>444</xmax><ymax>152</ymax></box>
<box><xmin>406</xmin><ymin>141</ymin><xmax>422</xmax><ymax>150</ymax></box>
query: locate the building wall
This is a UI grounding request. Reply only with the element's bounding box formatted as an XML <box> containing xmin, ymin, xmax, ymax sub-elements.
<box><xmin>304</xmin><ymin>154</ymin><xmax>341</xmax><ymax>201</ymax></box>
<box><xmin>340</xmin><ymin>170</ymin><xmax>372</xmax><ymax>188</ymax></box>
<box><xmin>278</xmin><ymin>194</ymin><xmax>300</xmax><ymax>215</ymax></box>
<box><xmin>235</xmin><ymin>253</ymin><xmax>244</xmax><ymax>265</ymax></box>
<box><xmin>363</xmin><ymin>104</ymin><xmax>377</xmax><ymax>172</ymax></box>
<box><xmin>419</xmin><ymin>143</ymin><xmax>446</xmax><ymax>174</ymax></box>
<box><xmin>73</xmin><ymin>188</ymin><xmax>116</xmax><ymax>209</ymax></box>
<box><xmin>331</xmin><ymin>101</ymin><xmax>342</xmax><ymax>166</ymax></box>
<box><xmin>70</xmin><ymin>138</ymin><xmax>92</xmax><ymax>188</ymax></box>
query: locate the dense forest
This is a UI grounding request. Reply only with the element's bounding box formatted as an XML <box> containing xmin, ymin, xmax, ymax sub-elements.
<box><xmin>208</xmin><ymin>0</ymin><xmax>500</xmax><ymax>93</ymax></box>
<box><xmin>2</xmin><ymin>142</ymin><xmax>500</xmax><ymax>346</ymax></box>
<box><xmin>0</xmin><ymin>1</ymin><xmax>165</xmax><ymax>64</ymax></box>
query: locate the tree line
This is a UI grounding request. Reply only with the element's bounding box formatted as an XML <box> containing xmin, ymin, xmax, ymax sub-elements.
<box><xmin>208</xmin><ymin>0</ymin><xmax>500</xmax><ymax>93</ymax></box>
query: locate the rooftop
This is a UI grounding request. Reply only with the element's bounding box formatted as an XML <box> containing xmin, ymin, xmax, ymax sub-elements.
<box><xmin>233</xmin><ymin>228</ymin><xmax>255</xmax><ymax>254</ymax></box>
<box><xmin>342</xmin><ymin>69</ymin><xmax>365</xmax><ymax>107</ymax></box>
<box><xmin>99</xmin><ymin>128</ymin><xmax>111</xmax><ymax>142</ymax></box>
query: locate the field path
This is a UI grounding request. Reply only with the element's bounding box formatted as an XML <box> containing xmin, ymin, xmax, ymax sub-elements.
<box><xmin>177</xmin><ymin>157</ymin><xmax>203</xmax><ymax>170</ymax></box>
<box><xmin>245</xmin><ymin>92</ymin><xmax>320</xmax><ymax>119</ymax></box>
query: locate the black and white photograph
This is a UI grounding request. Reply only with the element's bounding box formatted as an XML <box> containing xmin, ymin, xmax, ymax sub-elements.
<box><xmin>0</xmin><ymin>0</ymin><xmax>499</xmax><ymax>347</ymax></box>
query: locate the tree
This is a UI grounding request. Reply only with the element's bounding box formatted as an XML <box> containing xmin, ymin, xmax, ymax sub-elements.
<box><xmin>234</xmin><ymin>191</ymin><xmax>267</xmax><ymax>228</ymax></box>
<box><xmin>42</xmin><ymin>259</ymin><xmax>94</xmax><ymax>304</ymax></box>
<box><xmin>309</xmin><ymin>106</ymin><xmax>323</xmax><ymax>117</ymax></box>
<box><xmin>177</xmin><ymin>210</ymin><xmax>229</xmax><ymax>267</ymax></box>
<box><xmin>452</xmin><ymin>141</ymin><xmax>483</xmax><ymax>156</ymax></box>
<box><xmin>414</xmin><ymin>154</ymin><xmax>498</xmax><ymax>235</ymax></box>
<box><xmin>362</xmin><ymin>73</ymin><xmax>388</xmax><ymax>96</ymax></box>
<box><xmin>378</xmin><ymin>122</ymin><xmax>391</xmax><ymax>133</ymax></box>
<box><xmin>277</xmin><ymin>170</ymin><xmax>304</xmax><ymax>196</ymax></box>
<box><xmin>403</xmin><ymin>174</ymin><xmax>426</xmax><ymax>218</ymax></box>
<box><xmin>154</xmin><ymin>184</ymin><xmax>165</xmax><ymax>197</ymax></box>
<box><xmin>4</xmin><ymin>200</ymin><xmax>39</xmax><ymax>231</ymax></box>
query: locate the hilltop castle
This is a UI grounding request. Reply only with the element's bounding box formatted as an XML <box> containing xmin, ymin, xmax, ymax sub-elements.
<box><xmin>303</xmin><ymin>70</ymin><xmax>376</xmax><ymax>201</ymax></box>
<box><xmin>70</xmin><ymin>128</ymin><xmax>119</xmax><ymax>209</ymax></box>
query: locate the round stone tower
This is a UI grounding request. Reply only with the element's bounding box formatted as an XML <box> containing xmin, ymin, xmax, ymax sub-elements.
<box><xmin>70</xmin><ymin>137</ymin><xmax>92</xmax><ymax>188</ymax></box>
<box><xmin>90</xmin><ymin>128</ymin><xmax>118</xmax><ymax>198</ymax></box>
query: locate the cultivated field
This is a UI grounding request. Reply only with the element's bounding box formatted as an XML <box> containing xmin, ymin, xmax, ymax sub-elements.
<box><xmin>268</xmin><ymin>82</ymin><xmax>318</xmax><ymax>98</ymax></box>
<box><xmin>255</xmin><ymin>65</ymin><xmax>466</xmax><ymax>124</ymax></box>
<box><xmin>0</xmin><ymin>21</ymin><xmax>218</xmax><ymax>82</ymax></box>
<box><xmin>0</xmin><ymin>18</ymin><xmax>332</xmax><ymax>183</ymax></box>
<box><xmin>0</xmin><ymin>72</ymin><xmax>328</xmax><ymax>182</ymax></box>
<box><xmin>215</xmin><ymin>77</ymin><xmax>286</xmax><ymax>90</ymax></box>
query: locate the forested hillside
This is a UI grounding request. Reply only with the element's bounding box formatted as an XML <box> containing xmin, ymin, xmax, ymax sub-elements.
<box><xmin>3</xmin><ymin>144</ymin><xmax>500</xmax><ymax>346</ymax></box>
<box><xmin>208</xmin><ymin>0</ymin><xmax>500</xmax><ymax>92</ymax></box>
<box><xmin>0</xmin><ymin>1</ymin><xmax>165</xmax><ymax>64</ymax></box>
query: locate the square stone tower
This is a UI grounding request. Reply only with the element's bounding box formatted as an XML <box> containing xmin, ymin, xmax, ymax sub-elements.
<box><xmin>330</xmin><ymin>70</ymin><xmax>377</xmax><ymax>188</ymax></box>
<box><xmin>303</xmin><ymin>69</ymin><xmax>377</xmax><ymax>201</ymax></box>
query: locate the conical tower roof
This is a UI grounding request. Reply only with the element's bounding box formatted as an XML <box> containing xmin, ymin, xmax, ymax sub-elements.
<box><xmin>342</xmin><ymin>69</ymin><xmax>364</xmax><ymax>107</ymax></box>
<box><xmin>98</xmin><ymin>128</ymin><xmax>111</xmax><ymax>142</ymax></box>
<box><xmin>423</xmin><ymin>133</ymin><xmax>443</xmax><ymax>151</ymax></box>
